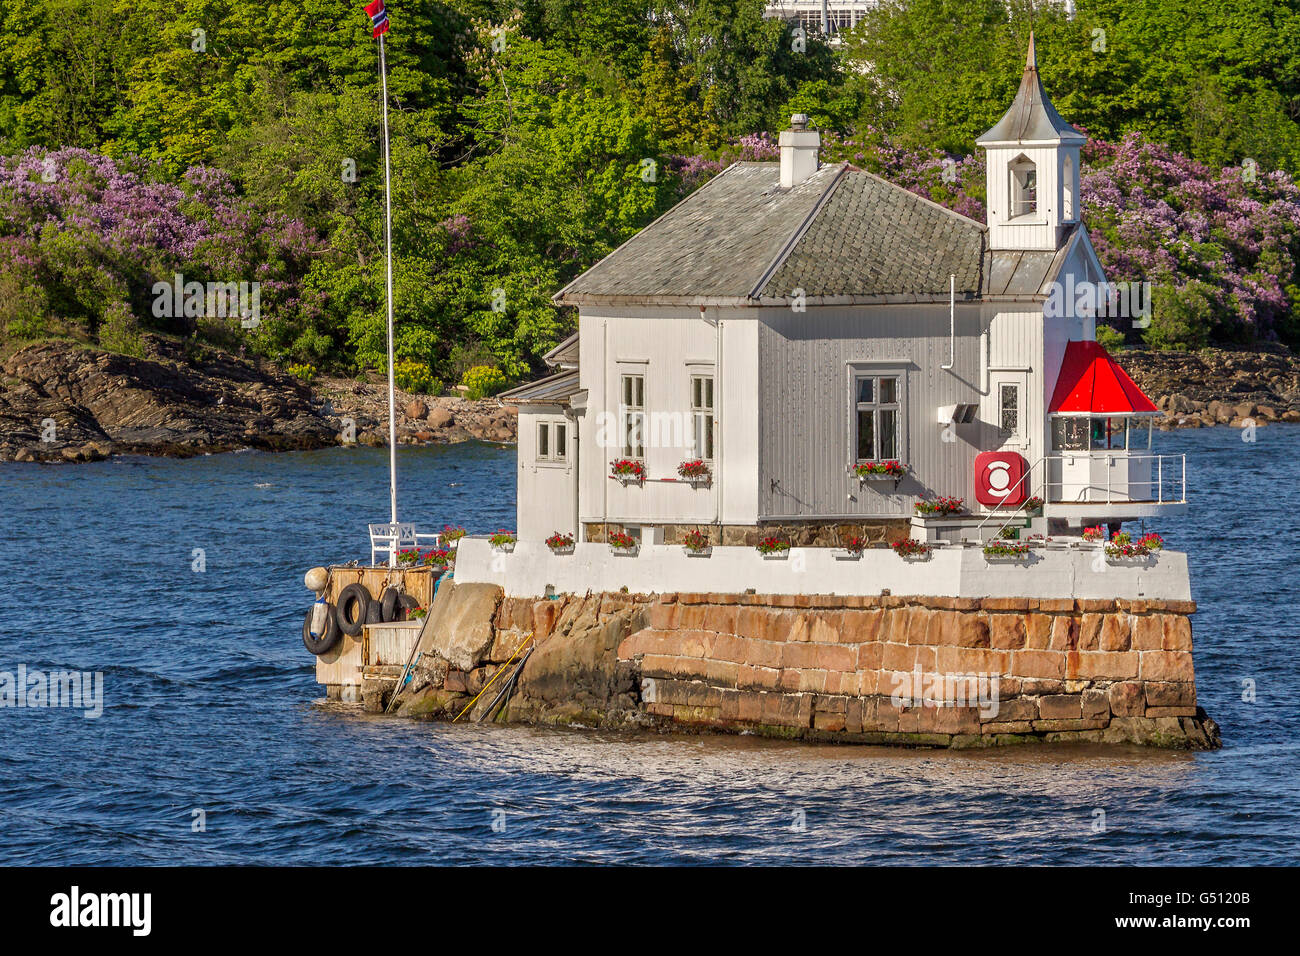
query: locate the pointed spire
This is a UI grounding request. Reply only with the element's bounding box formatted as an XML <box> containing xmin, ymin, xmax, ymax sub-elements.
<box><xmin>976</xmin><ymin>33</ymin><xmax>1084</xmax><ymax>146</ymax></box>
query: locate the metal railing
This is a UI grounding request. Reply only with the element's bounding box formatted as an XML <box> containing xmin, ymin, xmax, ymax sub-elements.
<box><xmin>1042</xmin><ymin>453</ymin><xmax>1186</xmax><ymax>506</ymax></box>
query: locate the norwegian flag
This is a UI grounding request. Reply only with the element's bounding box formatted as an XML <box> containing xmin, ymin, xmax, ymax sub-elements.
<box><xmin>364</xmin><ymin>0</ymin><xmax>390</xmax><ymax>38</ymax></box>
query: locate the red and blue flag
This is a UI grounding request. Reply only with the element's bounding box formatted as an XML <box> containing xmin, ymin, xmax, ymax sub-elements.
<box><xmin>364</xmin><ymin>0</ymin><xmax>390</xmax><ymax>38</ymax></box>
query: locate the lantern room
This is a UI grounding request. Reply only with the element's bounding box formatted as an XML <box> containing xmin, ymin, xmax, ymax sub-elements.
<box><xmin>1044</xmin><ymin>340</ymin><xmax>1186</xmax><ymax>524</ymax></box>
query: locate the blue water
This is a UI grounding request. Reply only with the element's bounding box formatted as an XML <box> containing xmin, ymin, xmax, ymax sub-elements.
<box><xmin>0</xmin><ymin>431</ymin><xmax>1296</xmax><ymax>865</ymax></box>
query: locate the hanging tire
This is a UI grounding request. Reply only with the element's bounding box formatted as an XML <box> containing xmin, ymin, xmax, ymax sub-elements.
<box><xmin>303</xmin><ymin>604</ymin><xmax>341</xmax><ymax>656</ymax></box>
<box><xmin>379</xmin><ymin>587</ymin><xmax>402</xmax><ymax>623</ymax></box>
<box><xmin>396</xmin><ymin>592</ymin><xmax>420</xmax><ymax>622</ymax></box>
<box><xmin>365</xmin><ymin>597</ymin><xmax>383</xmax><ymax>625</ymax></box>
<box><xmin>335</xmin><ymin>583</ymin><xmax>371</xmax><ymax>637</ymax></box>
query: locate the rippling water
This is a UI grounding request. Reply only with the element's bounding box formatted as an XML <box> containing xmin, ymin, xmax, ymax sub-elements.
<box><xmin>0</xmin><ymin>430</ymin><xmax>1296</xmax><ymax>865</ymax></box>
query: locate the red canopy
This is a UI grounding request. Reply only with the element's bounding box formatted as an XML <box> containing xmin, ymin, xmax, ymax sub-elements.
<box><xmin>1048</xmin><ymin>340</ymin><xmax>1159</xmax><ymax>416</ymax></box>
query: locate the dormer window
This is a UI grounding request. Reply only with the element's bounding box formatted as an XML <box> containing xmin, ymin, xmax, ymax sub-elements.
<box><xmin>1009</xmin><ymin>155</ymin><xmax>1037</xmax><ymax>219</ymax></box>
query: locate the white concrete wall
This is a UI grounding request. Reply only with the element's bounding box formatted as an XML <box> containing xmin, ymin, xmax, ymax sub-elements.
<box><xmin>454</xmin><ymin>537</ymin><xmax>1192</xmax><ymax>602</ymax></box>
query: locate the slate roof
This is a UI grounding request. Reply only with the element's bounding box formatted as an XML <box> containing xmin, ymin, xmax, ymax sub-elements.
<box><xmin>554</xmin><ymin>161</ymin><xmax>994</xmax><ymax>306</ymax></box>
<box><xmin>976</xmin><ymin>34</ymin><xmax>1086</xmax><ymax>146</ymax></box>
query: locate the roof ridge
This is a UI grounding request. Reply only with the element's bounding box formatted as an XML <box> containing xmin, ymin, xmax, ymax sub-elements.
<box><xmin>748</xmin><ymin>163</ymin><xmax>851</xmax><ymax>300</ymax></box>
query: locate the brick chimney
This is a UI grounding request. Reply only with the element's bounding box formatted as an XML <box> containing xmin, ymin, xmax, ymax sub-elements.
<box><xmin>779</xmin><ymin>114</ymin><xmax>820</xmax><ymax>188</ymax></box>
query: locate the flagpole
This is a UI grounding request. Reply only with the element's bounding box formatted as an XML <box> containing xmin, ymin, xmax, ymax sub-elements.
<box><xmin>378</xmin><ymin>30</ymin><xmax>399</xmax><ymax>562</ymax></box>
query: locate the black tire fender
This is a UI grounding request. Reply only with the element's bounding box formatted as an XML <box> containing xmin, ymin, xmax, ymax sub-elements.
<box><xmin>379</xmin><ymin>587</ymin><xmax>402</xmax><ymax>623</ymax></box>
<box><xmin>303</xmin><ymin>604</ymin><xmax>341</xmax><ymax>656</ymax></box>
<box><xmin>335</xmin><ymin>583</ymin><xmax>371</xmax><ymax>637</ymax></box>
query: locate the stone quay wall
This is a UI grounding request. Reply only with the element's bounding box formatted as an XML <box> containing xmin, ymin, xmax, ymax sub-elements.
<box><xmin>385</xmin><ymin>583</ymin><xmax>1220</xmax><ymax>750</ymax></box>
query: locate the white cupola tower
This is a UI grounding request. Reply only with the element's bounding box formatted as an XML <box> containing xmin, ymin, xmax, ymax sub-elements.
<box><xmin>977</xmin><ymin>34</ymin><xmax>1085</xmax><ymax>251</ymax></box>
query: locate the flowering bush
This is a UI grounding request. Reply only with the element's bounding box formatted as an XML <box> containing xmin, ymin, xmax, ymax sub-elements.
<box><xmin>756</xmin><ymin>537</ymin><xmax>790</xmax><ymax>555</ymax></box>
<box><xmin>915</xmin><ymin>496</ymin><xmax>964</xmax><ymax>516</ymax></box>
<box><xmin>397</xmin><ymin>548</ymin><xmax>421</xmax><ymax>566</ymax></box>
<box><xmin>610</xmin><ymin>458</ymin><xmax>646</xmax><ymax>480</ymax></box>
<box><xmin>852</xmin><ymin>460</ymin><xmax>906</xmax><ymax>478</ymax></box>
<box><xmin>1024</xmin><ymin>496</ymin><xmax>1044</xmax><ymax>512</ymax></box>
<box><xmin>983</xmin><ymin>540</ymin><xmax>1031</xmax><ymax>558</ymax></box>
<box><xmin>488</xmin><ymin>530</ymin><xmax>515</xmax><ymax>549</ymax></box>
<box><xmin>422</xmin><ymin>549</ymin><xmax>451</xmax><ymax>567</ymax></box>
<box><xmin>0</xmin><ymin>148</ymin><xmax>323</xmax><ymax>360</ymax></box>
<box><xmin>395</xmin><ymin>360</ymin><xmax>441</xmax><ymax>395</ymax></box>
<box><xmin>441</xmin><ymin>525</ymin><xmax>467</xmax><ymax>546</ymax></box>
<box><xmin>677</xmin><ymin>459</ymin><xmax>711</xmax><ymax>480</ymax></box>
<box><xmin>841</xmin><ymin>535</ymin><xmax>868</xmax><ymax>554</ymax></box>
<box><xmin>287</xmin><ymin>362</ymin><xmax>316</xmax><ymax>383</ymax></box>
<box><xmin>891</xmin><ymin>538</ymin><xmax>931</xmax><ymax>558</ymax></box>
<box><xmin>409</xmin><ymin>606</ymin><xmax>428</xmax><ymax>620</ymax></box>
<box><xmin>462</xmin><ymin>365</ymin><xmax>508</xmax><ymax>400</ymax></box>
<box><xmin>1082</xmin><ymin>526</ymin><xmax>1106</xmax><ymax>542</ymax></box>
<box><xmin>546</xmin><ymin>532</ymin><xmax>575</xmax><ymax>551</ymax></box>
<box><xmin>682</xmin><ymin>529</ymin><xmax>710</xmax><ymax>552</ymax></box>
<box><xmin>608</xmin><ymin>531</ymin><xmax>637</xmax><ymax>551</ymax></box>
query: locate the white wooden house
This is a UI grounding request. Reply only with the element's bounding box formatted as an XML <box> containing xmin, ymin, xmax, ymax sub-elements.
<box><xmin>500</xmin><ymin>37</ymin><xmax>1186</xmax><ymax>551</ymax></box>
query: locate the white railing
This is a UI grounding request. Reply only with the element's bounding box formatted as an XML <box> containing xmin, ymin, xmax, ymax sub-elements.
<box><xmin>1043</xmin><ymin>453</ymin><xmax>1186</xmax><ymax>506</ymax></box>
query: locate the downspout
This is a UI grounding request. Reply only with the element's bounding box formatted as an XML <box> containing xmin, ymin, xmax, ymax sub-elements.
<box><xmin>941</xmin><ymin>273</ymin><xmax>956</xmax><ymax>371</ymax></box>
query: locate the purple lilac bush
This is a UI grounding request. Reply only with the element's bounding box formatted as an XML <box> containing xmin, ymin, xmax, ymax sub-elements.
<box><xmin>672</xmin><ymin>129</ymin><xmax>1300</xmax><ymax>345</ymax></box>
<box><xmin>0</xmin><ymin>147</ymin><xmax>322</xmax><ymax>357</ymax></box>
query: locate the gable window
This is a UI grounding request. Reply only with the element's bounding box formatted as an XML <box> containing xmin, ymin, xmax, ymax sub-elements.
<box><xmin>853</xmin><ymin>373</ymin><xmax>902</xmax><ymax>462</ymax></box>
<box><xmin>620</xmin><ymin>374</ymin><xmax>645</xmax><ymax>458</ymax></box>
<box><xmin>536</xmin><ymin>420</ymin><xmax>567</xmax><ymax>463</ymax></box>
<box><xmin>1009</xmin><ymin>155</ymin><xmax>1037</xmax><ymax>218</ymax></box>
<box><xmin>691</xmin><ymin>374</ymin><xmax>715</xmax><ymax>461</ymax></box>
<box><xmin>999</xmin><ymin>383</ymin><xmax>1021</xmax><ymax>439</ymax></box>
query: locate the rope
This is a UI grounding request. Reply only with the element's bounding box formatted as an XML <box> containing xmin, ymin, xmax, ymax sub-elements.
<box><xmin>477</xmin><ymin>645</ymin><xmax>533</xmax><ymax>723</ymax></box>
<box><xmin>451</xmin><ymin>633</ymin><xmax>534</xmax><ymax>723</ymax></box>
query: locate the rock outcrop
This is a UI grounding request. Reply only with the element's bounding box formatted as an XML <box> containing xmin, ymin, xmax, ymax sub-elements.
<box><xmin>1115</xmin><ymin>345</ymin><xmax>1300</xmax><ymax>429</ymax></box>
<box><xmin>0</xmin><ymin>337</ymin><xmax>519</xmax><ymax>461</ymax></box>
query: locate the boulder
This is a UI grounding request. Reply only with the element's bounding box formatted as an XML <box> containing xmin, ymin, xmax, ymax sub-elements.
<box><xmin>423</xmin><ymin>582</ymin><xmax>503</xmax><ymax>671</ymax></box>
<box><xmin>404</xmin><ymin>398</ymin><xmax>428</xmax><ymax>420</ymax></box>
<box><xmin>426</xmin><ymin>406</ymin><xmax>453</xmax><ymax>429</ymax></box>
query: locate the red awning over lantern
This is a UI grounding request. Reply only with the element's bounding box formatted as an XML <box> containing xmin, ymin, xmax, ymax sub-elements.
<box><xmin>1048</xmin><ymin>340</ymin><xmax>1159</xmax><ymax>416</ymax></box>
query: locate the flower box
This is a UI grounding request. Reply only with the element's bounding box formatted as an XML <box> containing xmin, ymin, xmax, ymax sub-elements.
<box><xmin>546</xmin><ymin>532</ymin><xmax>575</xmax><ymax>555</ymax></box>
<box><xmin>610</xmin><ymin>459</ymin><xmax>646</xmax><ymax>484</ymax></box>
<box><xmin>915</xmin><ymin>496</ymin><xmax>965</xmax><ymax>517</ymax></box>
<box><xmin>488</xmin><ymin>531</ymin><xmax>516</xmax><ymax>553</ymax></box>
<box><xmin>982</xmin><ymin>541</ymin><xmax>1031</xmax><ymax>561</ymax></box>
<box><xmin>891</xmin><ymin>538</ymin><xmax>933</xmax><ymax>560</ymax></box>
<box><xmin>756</xmin><ymin>537</ymin><xmax>791</xmax><ymax>559</ymax></box>
<box><xmin>836</xmin><ymin>536</ymin><xmax>868</xmax><ymax>560</ymax></box>
<box><xmin>677</xmin><ymin>460</ymin><xmax>712</xmax><ymax>485</ymax></box>
<box><xmin>608</xmin><ymin>531</ymin><xmax>639</xmax><ymax>556</ymax></box>
<box><xmin>852</xmin><ymin>461</ymin><xmax>906</xmax><ymax>481</ymax></box>
<box><xmin>681</xmin><ymin>530</ymin><xmax>711</xmax><ymax>557</ymax></box>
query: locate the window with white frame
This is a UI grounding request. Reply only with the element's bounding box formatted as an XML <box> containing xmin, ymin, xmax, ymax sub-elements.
<box><xmin>853</xmin><ymin>372</ymin><xmax>902</xmax><ymax>462</ymax></box>
<box><xmin>1063</xmin><ymin>155</ymin><xmax>1076</xmax><ymax>221</ymax></box>
<box><xmin>690</xmin><ymin>374</ymin><xmax>715</xmax><ymax>461</ymax></box>
<box><xmin>620</xmin><ymin>374</ymin><xmax>645</xmax><ymax>458</ymax></box>
<box><xmin>999</xmin><ymin>383</ymin><xmax>1021</xmax><ymax>439</ymax></box>
<box><xmin>535</xmin><ymin>419</ymin><xmax>567</xmax><ymax>463</ymax></box>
